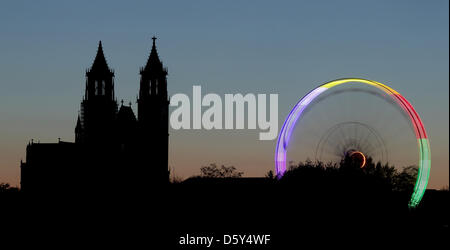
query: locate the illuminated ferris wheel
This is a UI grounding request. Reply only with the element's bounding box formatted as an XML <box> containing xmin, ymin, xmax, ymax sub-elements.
<box><xmin>275</xmin><ymin>78</ymin><xmax>431</xmax><ymax>208</ymax></box>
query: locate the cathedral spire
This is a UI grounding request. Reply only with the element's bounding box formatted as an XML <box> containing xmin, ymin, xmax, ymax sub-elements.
<box><xmin>84</xmin><ymin>41</ymin><xmax>116</xmax><ymax>101</ymax></box>
<box><xmin>143</xmin><ymin>36</ymin><xmax>163</xmax><ymax>72</ymax></box>
<box><xmin>90</xmin><ymin>40</ymin><xmax>111</xmax><ymax>73</ymax></box>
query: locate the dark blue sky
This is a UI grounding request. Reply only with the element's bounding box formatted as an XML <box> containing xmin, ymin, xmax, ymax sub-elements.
<box><xmin>0</xmin><ymin>0</ymin><xmax>448</xmax><ymax>188</ymax></box>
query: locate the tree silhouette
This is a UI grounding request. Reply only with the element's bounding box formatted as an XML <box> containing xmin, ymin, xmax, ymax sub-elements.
<box><xmin>265</xmin><ymin>170</ymin><xmax>275</xmax><ymax>179</ymax></box>
<box><xmin>0</xmin><ymin>183</ymin><xmax>19</xmax><ymax>193</ymax></box>
<box><xmin>393</xmin><ymin>165</ymin><xmax>418</xmax><ymax>192</ymax></box>
<box><xmin>200</xmin><ymin>163</ymin><xmax>243</xmax><ymax>178</ymax></box>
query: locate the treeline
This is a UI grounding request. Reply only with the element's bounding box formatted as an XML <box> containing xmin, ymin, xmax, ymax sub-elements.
<box><xmin>279</xmin><ymin>157</ymin><xmax>418</xmax><ymax>194</ymax></box>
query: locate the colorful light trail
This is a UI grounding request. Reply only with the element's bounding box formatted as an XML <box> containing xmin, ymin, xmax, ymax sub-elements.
<box><xmin>275</xmin><ymin>78</ymin><xmax>430</xmax><ymax>208</ymax></box>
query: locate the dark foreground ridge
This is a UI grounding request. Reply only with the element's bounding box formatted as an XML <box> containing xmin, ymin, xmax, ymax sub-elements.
<box><xmin>3</xmin><ymin>182</ymin><xmax>448</xmax><ymax>249</ymax></box>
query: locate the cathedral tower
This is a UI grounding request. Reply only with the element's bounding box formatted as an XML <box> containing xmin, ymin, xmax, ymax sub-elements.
<box><xmin>137</xmin><ymin>37</ymin><xmax>169</xmax><ymax>184</ymax></box>
<box><xmin>77</xmin><ymin>41</ymin><xmax>118</xmax><ymax>145</ymax></box>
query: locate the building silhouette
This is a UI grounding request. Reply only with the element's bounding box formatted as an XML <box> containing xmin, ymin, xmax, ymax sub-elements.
<box><xmin>20</xmin><ymin>37</ymin><xmax>169</xmax><ymax>192</ymax></box>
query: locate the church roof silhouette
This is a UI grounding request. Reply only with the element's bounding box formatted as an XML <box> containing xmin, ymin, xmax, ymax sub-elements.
<box><xmin>117</xmin><ymin>104</ymin><xmax>137</xmax><ymax>123</ymax></box>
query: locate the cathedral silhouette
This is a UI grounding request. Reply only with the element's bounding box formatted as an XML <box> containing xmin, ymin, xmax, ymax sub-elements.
<box><xmin>20</xmin><ymin>37</ymin><xmax>169</xmax><ymax>192</ymax></box>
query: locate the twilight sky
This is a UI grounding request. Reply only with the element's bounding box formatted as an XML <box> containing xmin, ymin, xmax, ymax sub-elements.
<box><xmin>0</xmin><ymin>0</ymin><xmax>448</xmax><ymax>188</ymax></box>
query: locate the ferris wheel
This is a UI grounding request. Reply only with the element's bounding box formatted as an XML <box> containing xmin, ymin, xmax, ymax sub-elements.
<box><xmin>275</xmin><ymin>78</ymin><xmax>431</xmax><ymax>208</ymax></box>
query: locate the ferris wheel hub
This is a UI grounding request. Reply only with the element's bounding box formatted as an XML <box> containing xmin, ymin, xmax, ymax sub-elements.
<box><xmin>347</xmin><ymin>150</ymin><xmax>366</xmax><ymax>168</ymax></box>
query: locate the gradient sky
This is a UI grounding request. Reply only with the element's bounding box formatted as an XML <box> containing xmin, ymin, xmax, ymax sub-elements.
<box><xmin>0</xmin><ymin>0</ymin><xmax>448</xmax><ymax>188</ymax></box>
